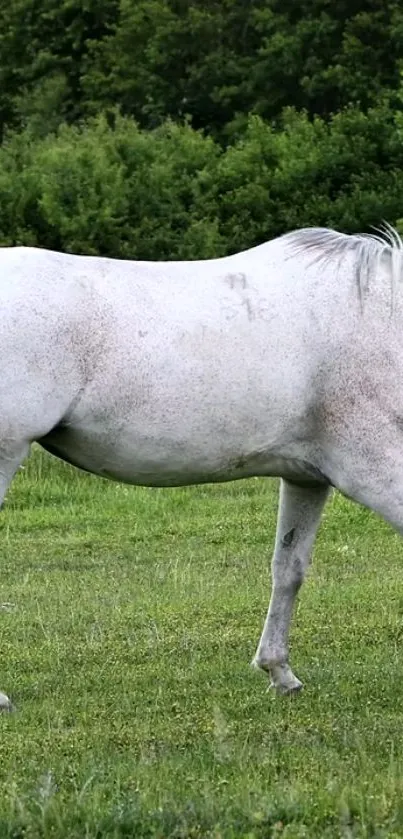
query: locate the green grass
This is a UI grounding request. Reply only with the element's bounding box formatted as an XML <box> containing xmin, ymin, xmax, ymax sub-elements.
<box><xmin>1</xmin><ymin>447</ymin><xmax>403</xmax><ymax>837</ymax></box>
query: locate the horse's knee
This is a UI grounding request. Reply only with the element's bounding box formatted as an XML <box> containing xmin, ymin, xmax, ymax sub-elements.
<box><xmin>272</xmin><ymin>552</ymin><xmax>305</xmax><ymax>591</ymax></box>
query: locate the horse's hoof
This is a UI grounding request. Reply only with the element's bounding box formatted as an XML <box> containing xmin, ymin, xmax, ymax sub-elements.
<box><xmin>0</xmin><ymin>692</ymin><xmax>13</xmax><ymax>712</ymax></box>
<box><xmin>270</xmin><ymin>677</ymin><xmax>303</xmax><ymax>696</ymax></box>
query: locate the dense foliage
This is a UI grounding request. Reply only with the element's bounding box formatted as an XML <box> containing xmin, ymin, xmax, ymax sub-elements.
<box><xmin>1</xmin><ymin>0</ymin><xmax>403</xmax><ymax>257</ymax></box>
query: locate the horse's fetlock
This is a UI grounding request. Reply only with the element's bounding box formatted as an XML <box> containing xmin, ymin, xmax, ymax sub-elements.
<box><xmin>253</xmin><ymin>648</ymin><xmax>287</xmax><ymax>672</ymax></box>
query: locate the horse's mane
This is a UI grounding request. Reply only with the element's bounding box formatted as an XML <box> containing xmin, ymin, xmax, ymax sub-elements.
<box><xmin>282</xmin><ymin>224</ymin><xmax>403</xmax><ymax>303</ymax></box>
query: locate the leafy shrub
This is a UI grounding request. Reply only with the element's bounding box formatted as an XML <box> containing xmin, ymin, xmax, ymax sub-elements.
<box><xmin>1</xmin><ymin>102</ymin><xmax>403</xmax><ymax>260</ymax></box>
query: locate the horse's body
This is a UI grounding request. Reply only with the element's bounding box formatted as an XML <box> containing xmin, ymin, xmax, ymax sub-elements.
<box><xmin>1</xmin><ymin>227</ymin><xmax>402</xmax><ymax>709</ymax></box>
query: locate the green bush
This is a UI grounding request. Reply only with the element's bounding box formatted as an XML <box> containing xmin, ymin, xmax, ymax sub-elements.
<box><xmin>195</xmin><ymin>105</ymin><xmax>403</xmax><ymax>253</ymax></box>
<box><xmin>0</xmin><ymin>114</ymin><xmax>222</xmax><ymax>259</ymax></box>
<box><xmin>1</xmin><ymin>102</ymin><xmax>403</xmax><ymax>260</ymax></box>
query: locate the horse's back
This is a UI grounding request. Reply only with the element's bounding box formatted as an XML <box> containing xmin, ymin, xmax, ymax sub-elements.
<box><xmin>0</xmin><ymin>239</ymin><xmax>363</xmax><ymax>487</ymax></box>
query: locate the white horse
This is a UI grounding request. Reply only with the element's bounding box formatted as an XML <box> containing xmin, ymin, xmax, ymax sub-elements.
<box><xmin>0</xmin><ymin>226</ymin><xmax>401</xmax><ymax>711</ymax></box>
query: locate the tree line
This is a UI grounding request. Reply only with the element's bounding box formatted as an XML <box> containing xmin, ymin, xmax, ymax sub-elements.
<box><xmin>1</xmin><ymin>0</ymin><xmax>403</xmax><ymax>257</ymax></box>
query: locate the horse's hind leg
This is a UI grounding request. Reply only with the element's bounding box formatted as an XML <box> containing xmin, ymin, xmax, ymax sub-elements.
<box><xmin>253</xmin><ymin>480</ymin><xmax>330</xmax><ymax>694</ymax></box>
<box><xmin>0</xmin><ymin>440</ymin><xmax>30</xmax><ymax>711</ymax></box>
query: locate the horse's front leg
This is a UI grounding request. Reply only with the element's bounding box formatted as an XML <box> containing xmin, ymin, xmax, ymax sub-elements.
<box><xmin>253</xmin><ymin>480</ymin><xmax>330</xmax><ymax>694</ymax></box>
<box><xmin>0</xmin><ymin>440</ymin><xmax>30</xmax><ymax>711</ymax></box>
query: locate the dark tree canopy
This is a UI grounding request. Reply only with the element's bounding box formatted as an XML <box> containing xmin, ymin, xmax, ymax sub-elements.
<box><xmin>1</xmin><ymin>0</ymin><xmax>403</xmax><ymax>257</ymax></box>
<box><xmin>1</xmin><ymin>0</ymin><xmax>403</xmax><ymax>137</ymax></box>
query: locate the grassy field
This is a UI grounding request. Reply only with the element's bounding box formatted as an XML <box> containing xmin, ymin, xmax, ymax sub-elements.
<box><xmin>1</xmin><ymin>448</ymin><xmax>403</xmax><ymax>837</ymax></box>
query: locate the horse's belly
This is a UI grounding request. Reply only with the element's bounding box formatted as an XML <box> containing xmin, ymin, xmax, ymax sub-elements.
<box><xmin>40</xmin><ymin>421</ymin><xmax>323</xmax><ymax>487</ymax></box>
<box><xmin>40</xmin><ymin>425</ymin><xmax>258</xmax><ymax>485</ymax></box>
